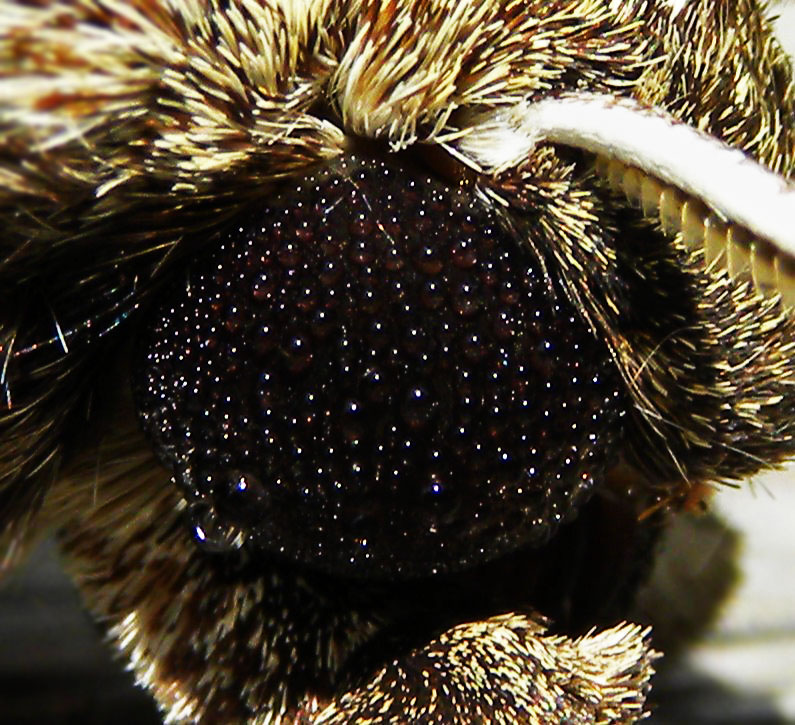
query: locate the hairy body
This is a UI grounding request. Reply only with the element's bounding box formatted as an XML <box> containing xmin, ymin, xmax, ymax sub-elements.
<box><xmin>1</xmin><ymin>1</ymin><xmax>794</xmax><ymax>722</ymax></box>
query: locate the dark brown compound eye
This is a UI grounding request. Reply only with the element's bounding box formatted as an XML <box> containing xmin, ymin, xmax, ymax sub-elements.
<box><xmin>134</xmin><ymin>154</ymin><xmax>627</xmax><ymax>578</ymax></box>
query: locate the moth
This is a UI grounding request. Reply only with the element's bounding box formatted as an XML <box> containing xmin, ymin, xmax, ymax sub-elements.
<box><xmin>1</xmin><ymin>0</ymin><xmax>793</xmax><ymax>722</ymax></box>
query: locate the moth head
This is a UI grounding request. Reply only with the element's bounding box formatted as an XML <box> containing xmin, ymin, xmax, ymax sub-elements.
<box><xmin>2</xmin><ymin>1</ymin><xmax>795</xmax><ymax>722</ymax></box>
<box><xmin>1</xmin><ymin>0</ymin><xmax>793</xmax><ymax>601</ymax></box>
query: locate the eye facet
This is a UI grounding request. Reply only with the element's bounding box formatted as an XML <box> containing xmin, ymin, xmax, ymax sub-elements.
<box><xmin>134</xmin><ymin>154</ymin><xmax>626</xmax><ymax>578</ymax></box>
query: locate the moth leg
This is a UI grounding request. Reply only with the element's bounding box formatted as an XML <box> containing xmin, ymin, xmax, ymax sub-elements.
<box><xmin>309</xmin><ymin>614</ymin><xmax>656</xmax><ymax>724</ymax></box>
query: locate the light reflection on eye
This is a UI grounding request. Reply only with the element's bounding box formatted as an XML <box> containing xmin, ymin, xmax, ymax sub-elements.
<box><xmin>134</xmin><ymin>152</ymin><xmax>626</xmax><ymax>579</ymax></box>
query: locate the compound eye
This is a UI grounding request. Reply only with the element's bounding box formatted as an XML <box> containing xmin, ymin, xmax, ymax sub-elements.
<box><xmin>134</xmin><ymin>154</ymin><xmax>626</xmax><ymax>578</ymax></box>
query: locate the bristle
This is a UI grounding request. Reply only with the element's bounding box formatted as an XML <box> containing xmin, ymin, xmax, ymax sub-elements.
<box><xmin>592</xmin><ymin>154</ymin><xmax>795</xmax><ymax>307</ymax></box>
<box><xmin>458</xmin><ymin>93</ymin><xmax>795</xmax><ymax>281</ymax></box>
<box><xmin>313</xmin><ymin>616</ymin><xmax>657</xmax><ymax>723</ymax></box>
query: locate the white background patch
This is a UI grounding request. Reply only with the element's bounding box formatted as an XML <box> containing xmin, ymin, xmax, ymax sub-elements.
<box><xmin>654</xmin><ymin>8</ymin><xmax>795</xmax><ymax>723</ymax></box>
